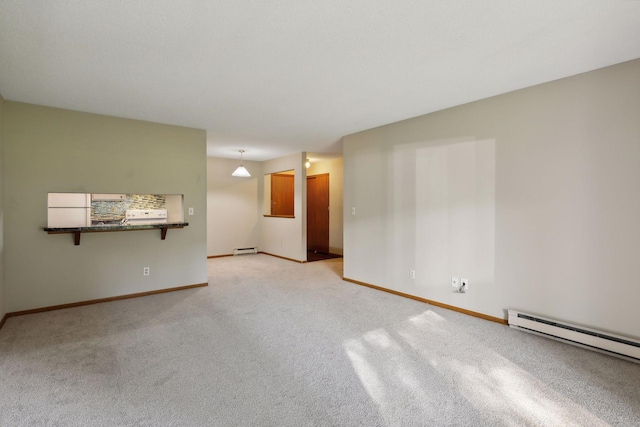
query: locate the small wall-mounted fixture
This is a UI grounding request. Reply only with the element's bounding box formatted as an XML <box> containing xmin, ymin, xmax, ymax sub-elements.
<box><xmin>232</xmin><ymin>150</ymin><xmax>251</xmax><ymax>177</ymax></box>
<box><xmin>305</xmin><ymin>158</ymin><xmax>311</xmax><ymax>169</ymax></box>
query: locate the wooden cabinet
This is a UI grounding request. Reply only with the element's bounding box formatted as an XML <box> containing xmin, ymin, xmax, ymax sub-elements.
<box><xmin>271</xmin><ymin>173</ymin><xmax>294</xmax><ymax>216</ymax></box>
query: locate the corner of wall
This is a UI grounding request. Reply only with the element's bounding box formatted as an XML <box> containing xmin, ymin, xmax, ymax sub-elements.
<box><xmin>0</xmin><ymin>92</ymin><xmax>6</xmax><ymax>321</ymax></box>
<box><xmin>260</xmin><ymin>152</ymin><xmax>307</xmax><ymax>261</ymax></box>
<box><xmin>206</xmin><ymin>156</ymin><xmax>263</xmax><ymax>256</ymax></box>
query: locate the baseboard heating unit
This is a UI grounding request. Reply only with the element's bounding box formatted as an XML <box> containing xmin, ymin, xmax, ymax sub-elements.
<box><xmin>233</xmin><ymin>247</ymin><xmax>258</xmax><ymax>255</ymax></box>
<box><xmin>508</xmin><ymin>310</ymin><xmax>640</xmax><ymax>363</ymax></box>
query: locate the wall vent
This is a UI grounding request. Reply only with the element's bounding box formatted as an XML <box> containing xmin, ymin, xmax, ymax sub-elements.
<box><xmin>233</xmin><ymin>247</ymin><xmax>258</xmax><ymax>256</ymax></box>
<box><xmin>508</xmin><ymin>310</ymin><xmax>640</xmax><ymax>363</ymax></box>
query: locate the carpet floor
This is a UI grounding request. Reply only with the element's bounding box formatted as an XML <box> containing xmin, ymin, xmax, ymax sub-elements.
<box><xmin>1</xmin><ymin>254</ymin><xmax>639</xmax><ymax>426</ymax></box>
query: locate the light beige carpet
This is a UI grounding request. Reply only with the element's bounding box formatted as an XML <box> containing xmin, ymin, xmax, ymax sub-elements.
<box><xmin>1</xmin><ymin>254</ymin><xmax>639</xmax><ymax>426</ymax></box>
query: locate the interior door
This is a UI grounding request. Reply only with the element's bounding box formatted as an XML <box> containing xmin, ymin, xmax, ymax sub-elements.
<box><xmin>307</xmin><ymin>173</ymin><xmax>330</xmax><ymax>253</ymax></box>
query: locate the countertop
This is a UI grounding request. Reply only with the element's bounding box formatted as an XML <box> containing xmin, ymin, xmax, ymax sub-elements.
<box><xmin>44</xmin><ymin>222</ymin><xmax>189</xmax><ymax>232</ymax></box>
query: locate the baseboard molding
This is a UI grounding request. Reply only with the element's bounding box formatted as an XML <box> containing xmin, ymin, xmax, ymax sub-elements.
<box><xmin>2</xmin><ymin>282</ymin><xmax>209</xmax><ymax>322</ymax></box>
<box><xmin>0</xmin><ymin>313</ymin><xmax>8</xmax><ymax>330</ymax></box>
<box><xmin>259</xmin><ymin>251</ymin><xmax>307</xmax><ymax>264</ymax></box>
<box><xmin>343</xmin><ymin>277</ymin><xmax>507</xmax><ymax>325</ymax></box>
<box><xmin>207</xmin><ymin>254</ymin><xmax>234</xmax><ymax>259</ymax></box>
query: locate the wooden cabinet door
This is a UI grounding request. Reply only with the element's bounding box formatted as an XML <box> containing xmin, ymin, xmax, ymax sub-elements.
<box><xmin>271</xmin><ymin>173</ymin><xmax>294</xmax><ymax>216</ymax></box>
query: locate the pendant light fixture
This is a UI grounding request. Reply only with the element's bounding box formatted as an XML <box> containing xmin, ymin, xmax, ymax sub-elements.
<box><xmin>232</xmin><ymin>150</ymin><xmax>251</xmax><ymax>177</ymax></box>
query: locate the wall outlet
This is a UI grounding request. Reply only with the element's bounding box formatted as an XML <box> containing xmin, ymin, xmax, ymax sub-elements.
<box><xmin>143</xmin><ymin>267</ymin><xmax>150</xmax><ymax>276</ymax></box>
<box><xmin>461</xmin><ymin>278</ymin><xmax>469</xmax><ymax>291</ymax></box>
<box><xmin>410</xmin><ymin>269</ymin><xmax>416</xmax><ymax>279</ymax></box>
<box><xmin>188</xmin><ymin>207</ymin><xmax>194</xmax><ymax>216</ymax></box>
<box><xmin>451</xmin><ymin>277</ymin><xmax>459</xmax><ymax>288</ymax></box>
<box><xmin>352</xmin><ymin>207</ymin><xmax>356</xmax><ymax>215</ymax></box>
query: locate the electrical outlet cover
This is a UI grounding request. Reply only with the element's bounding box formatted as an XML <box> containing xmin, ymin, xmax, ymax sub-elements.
<box><xmin>451</xmin><ymin>277</ymin><xmax>459</xmax><ymax>288</ymax></box>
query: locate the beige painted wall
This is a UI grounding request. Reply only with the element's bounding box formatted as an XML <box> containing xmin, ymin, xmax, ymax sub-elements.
<box><xmin>207</xmin><ymin>157</ymin><xmax>262</xmax><ymax>256</ymax></box>
<box><xmin>260</xmin><ymin>152</ymin><xmax>307</xmax><ymax>261</ymax></box>
<box><xmin>4</xmin><ymin>102</ymin><xmax>207</xmax><ymax>312</ymax></box>
<box><xmin>307</xmin><ymin>157</ymin><xmax>343</xmax><ymax>255</ymax></box>
<box><xmin>0</xmin><ymin>94</ymin><xmax>5</xmax><ymax>320</ymax></box>
<box><xmin>344</xmin><ymin>59</ymin><xmax>640</xmax><ymax>338</ymax></box>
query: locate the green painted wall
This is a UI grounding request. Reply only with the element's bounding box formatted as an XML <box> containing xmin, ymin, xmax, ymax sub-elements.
<box><xmin>4</xmin><ymin>102</ymin><xmax>207</xmax><ymax>312</ymax></box>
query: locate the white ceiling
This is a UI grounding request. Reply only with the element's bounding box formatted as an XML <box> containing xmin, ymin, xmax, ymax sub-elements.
<box><xmin>1</xmin><ymin>1</ymin><xmax>639</xmax><ymax>161</ymax></box>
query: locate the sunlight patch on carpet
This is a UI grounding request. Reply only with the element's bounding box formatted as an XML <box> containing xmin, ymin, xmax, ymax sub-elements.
<box><xmin>344</xmin><ymin>310</ymin><xmax>608</xmax><ymax>426</ymax></box>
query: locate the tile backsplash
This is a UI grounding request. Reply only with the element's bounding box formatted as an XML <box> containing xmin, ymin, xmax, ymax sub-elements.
<box><xmin>92</xmin><ymin>194</ymin><xmax>166</xmax><ymax>221</ymax></box>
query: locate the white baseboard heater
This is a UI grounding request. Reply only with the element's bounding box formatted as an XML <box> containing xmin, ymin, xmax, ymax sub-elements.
<box><xmin>508</xmin><ymin>310</ymin><xmax>640</xmax><ymax>363</ymax></box>
<box><xmin>233</xmin><ymin>247</ymin><xmax>258</xmax><ymax>255</ymax></box>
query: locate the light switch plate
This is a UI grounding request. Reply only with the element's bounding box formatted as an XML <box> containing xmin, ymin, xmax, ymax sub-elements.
<box><xmin>451</xmin><ymin>277</ymin><xmax>459</xmax><ymax>288</ymax></box>
<box><xmin>188</xmin><ymin>207</ymin><xmax>194</xmax><ymax>216</ymax></box>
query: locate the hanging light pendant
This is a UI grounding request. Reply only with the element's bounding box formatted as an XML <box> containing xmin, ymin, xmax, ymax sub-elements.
<box><xmin>232</xmin><ymin>150</ymin><xmax>251</xmax><ymax>177</ymax></box>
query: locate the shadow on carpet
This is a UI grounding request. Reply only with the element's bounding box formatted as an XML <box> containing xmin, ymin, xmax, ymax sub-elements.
<box><xmin>307</xmin><ymin>251</ymin><xmax>343</xmax><ymax>262</ymax></box>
